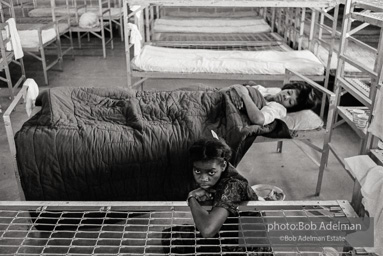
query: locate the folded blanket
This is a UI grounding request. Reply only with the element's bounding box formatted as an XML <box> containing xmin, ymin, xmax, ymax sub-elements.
<box><xmin>15</xmin><ymin>86</ymin><xmax>290</xmax><ymax>201</ymax></box>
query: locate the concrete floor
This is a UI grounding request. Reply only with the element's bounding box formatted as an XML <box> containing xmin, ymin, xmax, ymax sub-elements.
<box><xmin>0</xmin><ymin>36</ymin><xmax>361</xmax><ymax>202</ymax></box>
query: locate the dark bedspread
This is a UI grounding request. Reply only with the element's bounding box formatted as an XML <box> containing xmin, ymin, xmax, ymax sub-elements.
<box><xmin>15</xmin><ymin>86</ymin><xmax>290</xmax><ymax>201</ymax></box>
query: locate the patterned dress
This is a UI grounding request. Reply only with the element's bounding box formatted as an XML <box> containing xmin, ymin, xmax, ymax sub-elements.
<box><xmin>211</xmin><ymin>164</ymin><xmax>258</xmax><ymax>216</ymax></box>
<box><xmin>162</xmin><ymin>165</ymin><xmax>272</xmax><ymax>255</ymax></box>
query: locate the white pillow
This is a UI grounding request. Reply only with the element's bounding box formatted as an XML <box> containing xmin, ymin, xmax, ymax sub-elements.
<box><xmin>79</xmin><ymin>12</ymin><xmax>99</xmax><ymax>29</ymax></box>
<box><xmin>282</xmin><ymin>110</ymin><xmax>323</xmax><ymax>131</ymax></box>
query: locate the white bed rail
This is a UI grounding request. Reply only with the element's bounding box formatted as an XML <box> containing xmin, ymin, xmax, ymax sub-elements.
<box><xmin>3</xmin><ymin>86</ymin><xmax>30</xmax><ymax>201</ymax></box>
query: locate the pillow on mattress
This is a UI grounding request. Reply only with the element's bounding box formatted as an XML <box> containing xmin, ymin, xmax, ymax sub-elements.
<box><xmin>282</xmin><ymin>110</ymin><xmax>323</xmax><ymax>131</ymax></box>
<box><xmin>79</xmin><ymin>12</ymin><xmax>99</xmax><ymax>28</ymax></box>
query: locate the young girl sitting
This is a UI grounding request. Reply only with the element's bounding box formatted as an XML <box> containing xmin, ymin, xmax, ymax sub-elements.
<box><xmin>187</xmin><ymin>136</ymin><xmax>258</xmax><ymax>238</ymax></box>
<box><xmin>162</xmin><ymin>136</ymin><xmax>271</xmax><ymax>254</ymax></box>
<box><xmin>223</xmin><ymin>82</ymin><xmax>319</xmax><ymax>126</ymax></box>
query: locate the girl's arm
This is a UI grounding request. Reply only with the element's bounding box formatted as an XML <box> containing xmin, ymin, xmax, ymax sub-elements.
<box><xmin>188</xmin><ymin>196</ymin><xmax>230</xmax><ymax>238</ymax></box>
<box><xmin>233</xmin><ymin>85</ymin><xmax>265</xmax><ymax>125</ymax></box>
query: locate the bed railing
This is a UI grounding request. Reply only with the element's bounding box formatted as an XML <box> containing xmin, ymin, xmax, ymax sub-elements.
<box><xmin>0</xmin><ymin>200</ymin><xmax>371</xmax><ymax>255</ymax></box>
<box><xmin>3</xmin><ymin>85</ymin><xmax>30</xmax><ymax>201</ymax></box>
<box><xmin>284</xmin><ymin>68</ymin><xmax>336</xmax><ymax>196</ymax></box>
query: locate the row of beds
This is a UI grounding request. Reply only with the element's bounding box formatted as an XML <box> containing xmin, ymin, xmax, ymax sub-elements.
<box><xmin>0</xmin><ymin>0</ymin><xmax>120</xmax><ymax>86</ymax></box>
<box><xmin>5</xmin><ymin>1</ymin><xmax>343</xmax><ymax>200</ymax></box>
<box><xmin>2</xmin><ymin>0</ymin><xmax>375</xmax><ymax>255</ymax></box>
<box><xmin>123</xmin><ymin>0</ymin><xmax>340</xmax><ymax>194</ymax></box>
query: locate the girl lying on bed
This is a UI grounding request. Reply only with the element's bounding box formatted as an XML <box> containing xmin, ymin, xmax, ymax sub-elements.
<box><xmin>222</xmin><ymin>81</ymin><xmax>319</xmax><ymax>126</ymax></box>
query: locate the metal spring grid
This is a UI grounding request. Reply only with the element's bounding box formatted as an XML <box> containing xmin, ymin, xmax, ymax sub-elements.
<box><xmin>0</xmin><ymin>203</ymin><xmax>359</xmax><ymax>255</ymax></box>
<box><xmin>154</xmin><ymin>33</ymin><xmax>279</xmax><ymax>43</ymax></box>
<box><xmin>160</xmin><ymin>44</ymin><xmax>286</xmax><ymax>52</ymax></box>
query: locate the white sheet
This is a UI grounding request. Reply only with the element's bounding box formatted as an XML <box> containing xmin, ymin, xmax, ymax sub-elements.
<box><xmin>153</xmin><ymin>17</ymin><xmax>271</xmax><ymax>33</ymax></box>
<box><xmin>133</xmin><ymin>45</ymin><xmax>325</xmax><ymax>76</ymax></box>
<box><xmin>28</xmin><ymin>7</ymin><xmax>121</xmax><ymax>19</ymax></box>
<box><xmin>163</xmin><ymin>9</ymin><xmax>262</xmax><ymax>18</ymax></box>
<box><xmin>28</xmin><ymin>7</ymin><xmax>81</xmax><ymax>17</ymax></box>
<box><xmin>18</xmin><ymin>28</ymin><xmax>57</xmax><ymax>48</ymax></box>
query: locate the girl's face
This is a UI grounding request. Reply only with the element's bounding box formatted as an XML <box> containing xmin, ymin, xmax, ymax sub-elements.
<box><xmin>193</xmin><ymin>159</ymin><xmax>226</xmax><ymax>190</ymax></box>
<box><xmin>274</xmin><ymin>89</ymin><xmax>299</xmax><ymax>108</ymax></box>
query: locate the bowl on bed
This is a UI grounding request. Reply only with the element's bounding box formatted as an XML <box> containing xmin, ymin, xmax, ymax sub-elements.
<box><xmin>252</xmin><ymin>184</ymin><xmax>286</xmax><ymax>201</ymax></box>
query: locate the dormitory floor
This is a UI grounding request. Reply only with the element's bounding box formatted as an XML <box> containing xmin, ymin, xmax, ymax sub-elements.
<box><xmin>0</xmin><ymin>36</ymin><xmax>360</xmax><ymax>202</ymax></box>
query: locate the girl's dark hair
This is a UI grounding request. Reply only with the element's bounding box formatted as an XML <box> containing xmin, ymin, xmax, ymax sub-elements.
<box><xmin>282</xmin><ymin>82</ymin><xmax>319</xmax><ymax>112</ymax></box>
<box><xmin>189</xmin><ymin>137</ymin><xmax>232</xmax><ymax>164</ymax></box>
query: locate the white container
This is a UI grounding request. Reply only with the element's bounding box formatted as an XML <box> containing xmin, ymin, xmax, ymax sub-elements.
<box><xmin>352</xmin><ymin>109</ymin><xmax>365</xmax><ymax>123</ymax></box>
<box><xmin>252</xmin><ymin>184</ymin><xmax>285</xmax><ymax>201</ymax></box>
<box><xmin>357</xmin><ymin>113</ymin><xmax>369</xmax><ymax>128</ymax></box>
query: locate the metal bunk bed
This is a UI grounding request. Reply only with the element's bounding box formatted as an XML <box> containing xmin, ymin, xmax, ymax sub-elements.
<box><xmin>122</xmin><ymin>0</ymin><xmax>343</xmax><ymax>197</ymax></box>
<box><xmin>0</xmin><ymin>0</ymin><xmax>73</xmax><ymax>85</ymax></box>
<box><xmin>0</xmin><ymin>21</ymin><xmax>26</xmax><ymax>113</ymax></box>
<box><xmin>123</xmin><ymin>0</ymin><xmax>341</xmax><ymax>90</ymax></box>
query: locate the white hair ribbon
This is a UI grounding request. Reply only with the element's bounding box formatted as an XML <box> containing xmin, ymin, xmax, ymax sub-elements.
<box><xmin>211</xmin><ymin>130</ymin><xmax>219</xmax><ymax>140</ymax></box>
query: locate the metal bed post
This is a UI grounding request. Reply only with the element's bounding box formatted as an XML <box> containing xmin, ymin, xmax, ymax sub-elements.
<box><xmin>308</xmin><ymin>8</ymin><xmax>317</xmax><ymax>52</ymax></box>
<box><xmin>136</xmin><ymin>4</ymin><xmax>145</xmax><ymax>43</ymax></box>
<box><xmin>298</xmin><ymin>7</ymin><xmax>306</xmax><ymax>50</ymax></box>
<box><xmin>149</xmin><ymin>5</ymin><xmax>154</xmax><ymax>42</ymax></box>
<box><xmin>118</xmin><ymin>0</ymin><xmax>124</xmax><ymax>42</ymax></box>
<box><xmin>123</xmin><ymin>0</ymin><xmax>132</xmax><ymax>87</ymax></box>
<box><xmin>316</xmin><ymin>81</ymin><xmax>337</xmax><ymax>196</ymax></box>
<box><xmin>284</xmin><ymin>69</ymin><xmax>337</xmax><ymax>196</ymax></box>
<box><xmin>50</xmin><ymin>0</ymin><xmax>63</xmax><ymax>71</ymax></box>
<box><xmin>293</xmin><ymin>8</ymin><xmax>300</xmax><ymax>49</ymax></box>
<box><xmin>278</xmin><ymin>8</ymin><xmax>283</xmax><ymax>35</ymax></box>
<box><xmin>271</xmin><ymin>7</ymin><xmax>276</xmax><ymax>32</ymax></box>
<box><xmin>320</xmin><ymin>4</ymin><xmax>340</xmax><ymax>119</ymax></box>
<box><xmin>145</xmin><ymin>5</ymin><xmax>150</xmax><ymax>42</ymax></box>
<box><xmin>124</xmin><ymin>3</ymin><xmax>148</xmax><ymax>89</ymax></box>
<box><xmin>3</xmin><ymin>87</ymin><xmax>28</xmax><ymax>201</ymax></box>
<box><xmin>284</xmin><ymin>7</ymin><xmax>290</xmax><ymax>42</ymax></box>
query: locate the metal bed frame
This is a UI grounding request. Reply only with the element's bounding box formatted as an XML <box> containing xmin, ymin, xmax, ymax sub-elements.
<box><xmin>70</xmin><ymin>0</ymin><xmax>114</xmax><ymax>58</ymax></box>
<box><xmin>0</xmin><ymin>22</ymin><xmax>26</xmax><ymax>103</ymax></box>
<box><xmin>123</xmin><ymin>0</ymin><xmax>341</xmax><ymax>89</ymax></box>
<box><xmin>21</xmin><ymin>0</ymin><xmax>124</xmax><ymax>42</ymax></box>
<box><xmin>0</xmin><ymin>0</ymin><xmax>74</xmax><ymax>85</ymax></box>
<box><xmin>148</xmin><ymin>7</ymin><xmax>276</xmax><ymax>44</ymax></box>
<box><xmin>253</xmin><ymin>69</ymin><xmax>336</xmax><ymax>197</ymax></box>
<box><xmin>2</xmin><ymin>68</ymin><xmax>335</xmax><ymax>203</ymax></box>
<box><xmin>0</xmin><ymin>200</ymin><xmax>371</xmax><ymax>255</ymax></box>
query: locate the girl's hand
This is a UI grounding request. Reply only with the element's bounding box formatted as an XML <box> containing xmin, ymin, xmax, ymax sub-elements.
<box><xmin>189</xmin><ymin>188</ymin><xmax>214</xmax><ymax>202</ymax></box>
<box><xmin>245</xmin><ymin>81</ymin><xmax>257</xmax><ymax>86</ymax></box>
<box><xmin>232</xmin><ymin>84</ymin><xmax>249</xmax><ymax>98</ymax></box>
<box><xmin>229</xmin><ymin>89</ymin><xmax>244</xmax><ymax>110</ymax></box>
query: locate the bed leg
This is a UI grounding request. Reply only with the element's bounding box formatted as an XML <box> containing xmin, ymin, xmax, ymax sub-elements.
<box><xmin>4</xmin><ymin>65</ymin><xmax>14</xmax><ymax>99</ymax></box>
<box><xmin>277</xmin><ymin>141</ymin><xmax>283</xmax><ymax>153</ymax></box>
<box><xmin>69</xmin><ymin>31</ymin><xmax>75</xmax><ymax>60</ymax></box>
<box><xmin>78</xmin><ymin>32</ymin><xmax>82</xmax><ymax>49</ymax></box>
<box><xmin>41</xmin><ymin>48</ymin><xmax>49</xmax><ymax>85</ymax></box>
<box><xmin>316</xmin><ymin>143</ymin><xmax>330</xmax><ymax>196</ymax></box>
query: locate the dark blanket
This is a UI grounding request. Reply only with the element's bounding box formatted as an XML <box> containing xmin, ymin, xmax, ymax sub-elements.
<box><xmin>15</xmin><ymin>86</ymin><xmax>290</xmax><ymax>201</ymax></box>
